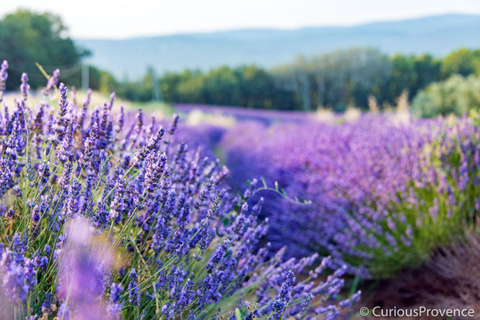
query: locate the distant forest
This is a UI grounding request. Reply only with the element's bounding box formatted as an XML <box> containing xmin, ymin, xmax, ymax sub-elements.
<box><xmin>1</xmin><ymin>10</ymin><xmax>479</xmax><ymax>111</ymax></box>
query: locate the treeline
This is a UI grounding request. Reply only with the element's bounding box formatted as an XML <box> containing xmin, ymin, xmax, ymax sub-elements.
<box><xmin>1</xmin><ymin>10</ymin><xmax>480</xmax><ymax>112</ymax></box>
<box><xmin>119</xmin><ymin>47</ymin><xmax>480</xmax><ymax>111</ymax></box>
<box><xmin>273</xmin><ymin>48</ymin><xmax>442</xmax><ymax>111</ymax></box>
<box><xmin>116</xmin><ymin>66</ymin><xmax>296</xmax><ymax>109</ymax></box>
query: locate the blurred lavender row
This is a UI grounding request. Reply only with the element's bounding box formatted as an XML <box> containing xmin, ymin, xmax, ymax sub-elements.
<box><xmin>184</xmin><ymin>111</ymin><xmax>480</xmax><ymax>278</ymax></box>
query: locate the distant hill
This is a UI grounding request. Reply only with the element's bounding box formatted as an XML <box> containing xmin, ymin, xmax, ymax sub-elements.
<box><xmin>76</xmin><ymin>14</ymin><xmax>480</xmax><ymax>79</ymax></box>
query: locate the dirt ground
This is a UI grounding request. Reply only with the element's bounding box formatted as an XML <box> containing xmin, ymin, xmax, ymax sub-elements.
<box><xmin>354</xmin><ymin>236</ymin><xmax>480</xmax><ymax>320</ymax></box>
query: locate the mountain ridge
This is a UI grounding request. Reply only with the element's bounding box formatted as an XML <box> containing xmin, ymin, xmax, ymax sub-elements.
<box><xmin>76</xmin><ymin>14</ymin><xmax>480</xmax><ymax>78</ymax></box>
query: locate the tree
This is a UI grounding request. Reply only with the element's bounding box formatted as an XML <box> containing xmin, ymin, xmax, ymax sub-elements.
<box><xmin>413</xmin><ymin>54</ymin><xmax>442</xmax><ymax>95</ymax></box>
<box><xmin>237</xmin><ymin>66</ymin><xmax>272</xmax><ymax>108</ymax></box>
<box><xmin>0</xmin><ymin>10</ymin><xmax>89</xmax><ymax>89</ymax></box>
<box><xmin>176</xmin><ymin>71</ymin><xmax>207</xmax><ymax>103</ymax></box>
<box><xmin>272</xmin><ymin>48</ymin><xmax>391</xmax><ymax>111</ymax></box>
<box><xmin>387</xmin><ymin>55</ymin><xmax>415</xmax><ymax>102</ymax></box>
<box><xmin>411</xmin><ymin>75</ymin><xmax>480</xmax><ymax>118</ymax></box>
<box><xmin>272</xmin><ymin>56</ymin><xmax>313</xmax><ymax>111</ymax></box>
<box><xmin>442</xmin><ymin>48</ymin><xmax>480</xmax><ymax>78</ymax></box>
<box><xmin>388</xmin><ymin>54</ymin><xmax>442</xmax><ymax>103</ymax></box>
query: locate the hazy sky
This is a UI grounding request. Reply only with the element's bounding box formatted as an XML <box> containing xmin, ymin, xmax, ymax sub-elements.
<box><xmin>1</xmin><ymin>0</ymin><xmax>479</xmax><ymax>39</ymax></box>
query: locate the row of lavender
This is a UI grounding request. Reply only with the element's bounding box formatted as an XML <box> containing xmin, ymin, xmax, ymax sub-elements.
<box><xmin>0</xmin><ymin>61</ymin><xmax>360</xmax><ymax>319</ymax></box>
<box><xmin>220</xmin><ymin>114</ymin><xmax>480</xmax><ymax>278</ymax></box>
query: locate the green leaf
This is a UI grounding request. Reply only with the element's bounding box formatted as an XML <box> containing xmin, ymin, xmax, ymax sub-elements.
<box><xmin>235</xmin><ymin>308</ymin><xmax>243</xmax><ymax>320</ymax></box>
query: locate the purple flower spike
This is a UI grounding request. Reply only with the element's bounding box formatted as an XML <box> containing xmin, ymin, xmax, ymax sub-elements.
<box><xmin>20</xmin><ymin>73</ymin><xmax>30</xmax><ymax>100</ymax></box>
<box><xmin>43</xmin><ymin>68</ymin><xmax>60</xmax><ymax>96</ymax></box>
<box><xmin>0</xmin><ymin>60</ymin><xmax>8</xmax><ymax>102</ymax></box>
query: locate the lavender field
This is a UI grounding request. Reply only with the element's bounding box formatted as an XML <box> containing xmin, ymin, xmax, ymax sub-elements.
<box><xmin>0</xmin><ymin>62</ymin><xmax>363</xmax><ymax>319</ymax></box>
<box><xmin>174</xmin><ymin>104</ymin><xmax>480</xmax><ymax>314</ymax></box>
<box><xmin>1</xmin><ymin>59</ymin><xmax>480</xmax><ymax>320</ymax></box>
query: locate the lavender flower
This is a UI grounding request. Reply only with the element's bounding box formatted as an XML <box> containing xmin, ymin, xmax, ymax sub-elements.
<box><xmin>81</xmin><ymin>122</ymin><xmax>98</xmax><ymax>168</ymax></box>
<box><xmin>0</xmin><ymin>249</ymin><xmax>34</xmax><ymax>305</ymax></box>
<box><xmin>78</xmin><ymin>88</ymin><xmax>92</xmax><ymax>131</ymax></box>
<box><xmin>43</xmin><ymin>68</ymin><xmax>60</xmax><ymax>96</ymax></box>
<box><xmin>271</xmin><ymin>271</ymin><xmax>295</xmax><ymax>318</ymax></box>
<box><xmin>57</xmin><ymin>120</ymin><xmax>74</xmax><ymax>163</ymax></box>
<box><xmin>134</xmin><ymin>127</ymin><xmax>165</xmax><ymax>164</ymax></box>
<box><xmin>128</xmin><ymin>269</ymin><xmax>140</xmax><ymax>306</ymax></box>
<box><xmin>169</xmin><ymin>114</ymin><xmax>179</xmax><ymax>135</ymax></box>
<box><xmin>20</xmin><ymin>73</ymin><xmax>30</xmax><ymax>100</ymax></box>
<box><xmin>52</xmin><ymin>83</ymin><xmax>69</xmax><ymax>143</ymax></box>
<box><xmin>107</xmin><ymin>283</ymin><xmax>123</xmax><ymax>318</ymax></box>
<box><xmin>0</xmin><ymin>60</ymin><xmax>8</xmax><ymax>102</ymax></box>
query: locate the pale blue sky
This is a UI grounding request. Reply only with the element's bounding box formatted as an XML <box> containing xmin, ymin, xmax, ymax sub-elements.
<box><xmin>1</xmin><ymin>0</ymin><xmax>479</xmax><ymax>39</ymax></box>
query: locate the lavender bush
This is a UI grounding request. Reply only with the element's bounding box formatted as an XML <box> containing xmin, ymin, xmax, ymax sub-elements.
<box><xmin>0</xmin><ymin>61</ymin><xmax>359</xmax><ymax>319</ymax></box>
<box><xmin>222</xmin><ymin>114</ymin><xmax>480</xmax><ymax>278</ymax></box>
